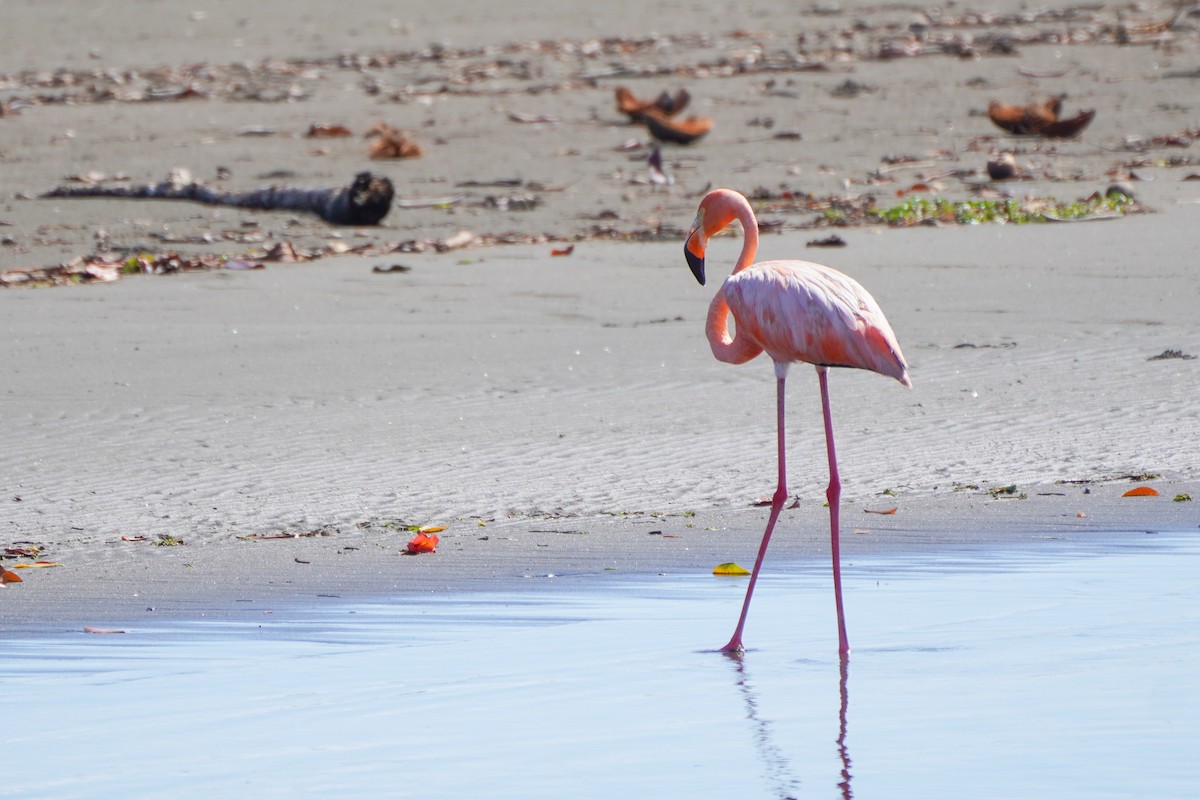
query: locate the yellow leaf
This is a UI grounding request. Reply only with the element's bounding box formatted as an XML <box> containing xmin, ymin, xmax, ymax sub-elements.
<box><xmin>419</xmin><ymin>525</ymin><xmax>446</xmax><ymax>534</ymax></box>
<box><xmin>713</xmin><ymin>562</ymin><xmax>750</xmax><ymax>576</ymax></box>
<box><xmin>12</xmin><ymin>561</ymin><xmax>63</xmax><ymax>569</ymax></box>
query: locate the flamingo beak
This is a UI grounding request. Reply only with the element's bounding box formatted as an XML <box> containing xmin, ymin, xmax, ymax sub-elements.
<box><xmin>684</xmin><ymin>218</ymin><xmax>706</xmax><ymax>286</ymax></box>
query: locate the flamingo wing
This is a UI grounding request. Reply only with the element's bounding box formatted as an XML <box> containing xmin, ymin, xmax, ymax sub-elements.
<box><xmin>723</xmin><ymin>260</ymin><xmax>910</xmax><ymax>385</ymax></box>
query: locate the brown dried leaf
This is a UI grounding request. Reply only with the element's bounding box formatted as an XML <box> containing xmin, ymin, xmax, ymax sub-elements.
<box><xmin>306</xmin><ymin>123</ymin><xmax>353</xmax><ymax>138</ymax></box>
<box><xmin>366</xmin><ymin>123</ymin><xmax>423</xmax><ymax>159</ymax></box>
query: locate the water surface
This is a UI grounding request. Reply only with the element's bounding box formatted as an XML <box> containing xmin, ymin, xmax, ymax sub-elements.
<box><xmin>3</xmin><ymin>532</ymin><xmax>1197</xmax><ymax>799</ymax></box>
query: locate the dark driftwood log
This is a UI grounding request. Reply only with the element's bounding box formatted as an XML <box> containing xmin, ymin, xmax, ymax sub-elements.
<box><xmin>42</xmin><ymin>171</ymin><xmax>395</xmax><ymax>225</ymax></box>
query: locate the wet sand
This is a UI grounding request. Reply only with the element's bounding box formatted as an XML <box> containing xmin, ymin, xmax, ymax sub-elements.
<box><xmin>2</xmin><ymin>1</ymin><xmax>1199</xmax><ymax>630</ymax></box>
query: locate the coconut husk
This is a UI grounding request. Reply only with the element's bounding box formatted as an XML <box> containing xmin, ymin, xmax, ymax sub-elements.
<box><xmin>641</xmin><ymin>108</ymin><xmax>712</xmax><ymax>145</ymax></box>
<box><xmin>987</xmin><ymin>95</ymin><xmax>1095</xmax><ymax>138</ymax></box>
<box><xmin>615</xmin><ymin>86</ymin><xmax>691</xmax><ymax>122</ymax></box>
<box><xmin>366</xmin><ymin>122</ymin><xmax>423</xmax><ymax>159</ymax></box>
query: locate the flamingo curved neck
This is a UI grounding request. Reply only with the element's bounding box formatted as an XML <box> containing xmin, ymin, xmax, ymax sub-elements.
<box><xmin>730</xmin><ymin>199</ymin><xmax>759</xmax><ymax>274</ymax></box>
<box><xmin>704</xmin><ymin>192</ymin><xmax>763</xmax><ymax>365</ymax></box>
<box><xmin>706</xmin><ymin>288</ymin><xmax>763</xmax><ymax>365</ymax></box>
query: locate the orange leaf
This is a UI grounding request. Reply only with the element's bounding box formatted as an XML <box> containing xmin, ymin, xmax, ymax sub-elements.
<box><xmin>551</xmin><ymin>245</ymin><xmax>575</xmax><ymax>256</ymax></box>
<box><xmin>864</xmin><ymin>507</ymin><xmax>898</xmax><ymax>515</ymax></box>
<box><xmin>1123</xmin><ymin>486</ymin><xmax>1159</xmax><ymax>497</ymax></box>
<box><xmin>406</xmin><ymin>532</ymin><xmax>439</xmax><ymax>554</ymax></box>
<box><xmin>1</xmin><ymin>567</ymin><xmax>22</xmax><ymax>584</ymax></box>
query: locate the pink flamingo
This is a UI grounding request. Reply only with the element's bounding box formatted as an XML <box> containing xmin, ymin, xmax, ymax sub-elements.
<box><xmin>685</xmin><ymin>188</ymin><xmax>911</xmax><ymax>654</ymax></box>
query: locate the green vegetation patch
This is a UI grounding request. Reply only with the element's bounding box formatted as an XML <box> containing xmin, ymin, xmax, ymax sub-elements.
<box><xmin>872</xmin><ymin>191</ymin><xmax>1137</xmax><ymax>226</ymax></box>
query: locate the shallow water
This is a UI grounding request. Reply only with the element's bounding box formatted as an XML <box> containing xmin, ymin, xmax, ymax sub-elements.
<box><xmin>3</xmin><ymin>533</ymin><xmax>1198</xmax><ymax>799</ymax></box>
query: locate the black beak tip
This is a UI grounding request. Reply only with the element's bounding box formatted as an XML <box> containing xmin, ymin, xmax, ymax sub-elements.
<box><xmin>685</xmin><ymin>245</ymin><xmax>706</xmax><ymax>286</ymax></box>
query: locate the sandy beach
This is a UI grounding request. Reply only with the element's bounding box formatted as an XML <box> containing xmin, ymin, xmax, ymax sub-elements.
<box><xmin>2</xmin><ymin>0</ymin><xmax>1199</xmax><ymax>631</ymax></box>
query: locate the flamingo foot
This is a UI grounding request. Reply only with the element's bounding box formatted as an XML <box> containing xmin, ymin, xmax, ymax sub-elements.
<box><xmin>720</xmin><ymin>638</ymin><xmax>745</xmax><ymax>655</ymax></box>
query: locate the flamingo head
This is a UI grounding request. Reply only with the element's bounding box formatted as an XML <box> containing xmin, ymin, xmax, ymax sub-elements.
<box><xmin>685</xmin><ymin>190</ymin><xmax>745</xmax><ymax>286</ymax></box>
<box><xmin>684</xmin><ymin>210</ymin><xmax>708</xmax><ymax>285</ymax></box>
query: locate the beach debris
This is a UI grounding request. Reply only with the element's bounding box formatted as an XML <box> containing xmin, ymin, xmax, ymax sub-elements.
<box><xmin>1123</xmin><ymin>486</ymin><xmax>1159</xmax><ymax>497</ymax></box>
<box><xmin>305</xmin><ymin>122</ymin><xmax>353</xmax><ymax>138</ymax></box>
<box><xmin>405</xmin><ymin>532</ymin><xmax>440</xmax><ymax>554</ymax></box>
<box><xmin>1147</xmin><ymin>349</ymin><xmax>1196</xmax><ymax>361</ymax></box>
<box><xmin>372</xmin><ymin>263</ymin><xmax>413</xmax><ymax>273</ymax></box>
<box><xmin>807</xmin><ymin>234</ymin><xmax>847</xmax><ymax>247</ymax></box>
<box><xmin>483</xmin><ymin>193</ymin><xmax>540</xmax><ymax>211</ymax></box>
<box><xmin>237</xmin><ymin>530</ymin><xmax>326</xmax><ymax>540</ymax></box>
<box><xmin>508</xmin><ymin>111</ymin><xmax>560</xmax><ymax>124</ymax></box>
<box><xmin>895</xmin><ymin>180</ymin><xmax>944</xmax><ymax>197</ymax></box>
<box><xmin>83</xmin><ymin>626</ymin><xmax>128</xmax><ymax>634</ymax></box>
<box><xmin>4</xmin><ymin>546</ymin><xmax>40</xmax><ymax>556</ymax></box>
<box><xmin>42</xmin><ymin>170</ymin><xmax>396</xmax><ymax>226</ymax></box>
<box><xmin>1017</xmin><ymin>66</ymin><xmax>1070</xmax><ymax>79</ymax></box>
<box><xmin>155</xmin><ymin>534</ymin><xmax>185</xmax><ymax>546</ymax></box>
<box><xmin>120</xmin><ymin>535</ymin><xmax>148</xmax><ymax>542</ymax></box>
<box><xmin>1175</xmin><ymin>494</ymin><xmax>1193</xmax><ymax>502</ymax></box>
<box><xmin>647</xmin><ymin>145</ymin><xmax>673</xmax><ymax>185</ymax></box>
<box><xmin>641</xmin><ymin>108</ymin><xmax>713</xmax><ymax>145</ymax></box>
<box><xmin>1</xmin><ymin>566</ymin><xmax>22</xmax><ymax>585</ymax></box>
<box><xmin>987</xmin><ymin>484</ymin><xmax>1024</xmax><ymax>498</ymax></box>
<box><xmin>986</xmin><ymin>153</ymin><xmax>1019</xmax><ymax>180</ymax></box>
<box><xmin>986</xmin><ymin>95</ymin><xmax>1095</xmax><ymax>138</ymax></box>
<box><xmin>713</xmin><ymin>562</ymin><xmax>751</xmax><ymax>576</ymax></box>
<box><xmin>831</xmin><ymin>79</ymin><xmax>873</xmax><ymax>98</ymax></box>
<box><xmin>11</xmin><ymin>560</ymin><xmax>63</xmax><ymax>568</ymax></box>
<box><xmin>863</xmin><ymin>507</ymin><xmax>898</xmax><ymax>515</ymax></box>
<box><xmin>614</xmin><ymin>86</ymin><xmax>691</xmax><ymax>122</ymax></box>
<box><xmin>393</xmin><ymin>194</ymin><xmax>466</xmax><ymax>209</ymax></box>
<box><xmin>550</xmin><ymin>245</ymin><xmax>574</xmax><ymax>256</ymax></box>
<box><xmin>366</xmin><ymin>122</ymin><xmax>423</xmax><ymax>159</ymax></box>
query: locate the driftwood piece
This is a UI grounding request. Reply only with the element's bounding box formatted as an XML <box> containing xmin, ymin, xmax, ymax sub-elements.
<box><xmin>42</xmin><ymin>171</ymin><xmax>395</xmax><ymax>226</ymax></box>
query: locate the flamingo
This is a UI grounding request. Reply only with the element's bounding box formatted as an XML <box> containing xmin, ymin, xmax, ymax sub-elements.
<box><xmin>684</xmin><ymin>188</ymin><xmax>910</xmax><ymax>654</ymax></box>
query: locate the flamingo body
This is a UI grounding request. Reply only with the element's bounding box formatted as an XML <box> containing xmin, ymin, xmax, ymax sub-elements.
<box><xmin>684</xmin><ymin>188</ymin><xmax>910</xmax><ymax>654</ymax></box>
<box><xmin>721</xmin><ymin>260</ymin><xmax>910</xmax><ymax>384</ymax></box>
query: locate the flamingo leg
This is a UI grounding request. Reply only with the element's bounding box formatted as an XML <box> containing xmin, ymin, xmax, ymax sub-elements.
<box><xmin>722</xmin><ymin>369</ymin><xmax>789</xmax><ymax>653</ymax></box>
<box><xmin>818</xmin><ymin>366</ymin><xmax>850</xmax><ymax>654</ymax></box>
